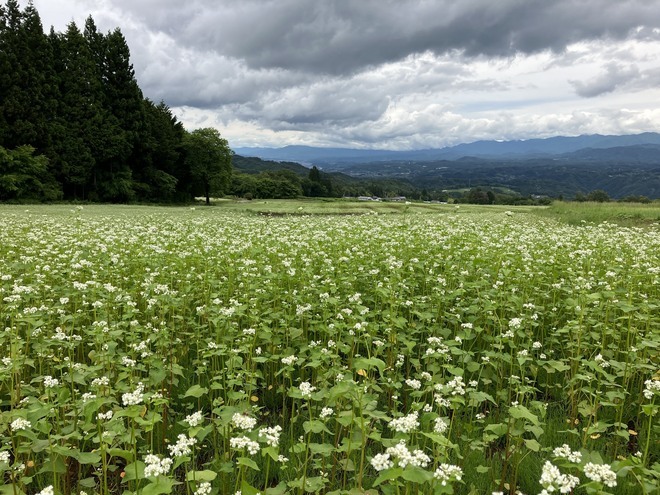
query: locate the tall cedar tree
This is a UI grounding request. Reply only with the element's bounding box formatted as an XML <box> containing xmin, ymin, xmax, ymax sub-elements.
<box><xmin>0</xmin><ymin>2</ymin><xmax>58</xmax><ymax>158</ymax></box>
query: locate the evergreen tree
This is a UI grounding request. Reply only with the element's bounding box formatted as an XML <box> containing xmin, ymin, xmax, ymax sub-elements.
<box><xmin>0</xmin><ymin>1</ymin><xmax>57</xmax><ymax>153</ymax></box>
<box><xmin>50</xmin><ymin>22</ymin><xmax>102</xmax><ymax>199</ymax></box>
<box><xmin>133</xmin><ymin>99</ymin><xmax>185</xmax><ymax>201</ymax></box>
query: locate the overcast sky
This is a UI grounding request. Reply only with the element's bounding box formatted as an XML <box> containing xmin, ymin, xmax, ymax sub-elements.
<box><xmin>21</xmin><ymin>0</ymin><xmax>660</xmax><ymax>150</ymax></box>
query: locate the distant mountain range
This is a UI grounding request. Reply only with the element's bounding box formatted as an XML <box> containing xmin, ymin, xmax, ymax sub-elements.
<box><xmin>234</xmin><ymin>132</ymin><xmax>660</xmax><ymax>167</ymax></box>
<box><xmin>234</xmin><ymin>133</ymin><xmax>660</xmax><ymax>198</ymax></box>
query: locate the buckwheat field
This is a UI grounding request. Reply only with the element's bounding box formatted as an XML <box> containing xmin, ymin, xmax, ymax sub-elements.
<box><xmin>0</xmin><ymin>205</ymin><xmax>658</xmax><ymax>495</ymax></box>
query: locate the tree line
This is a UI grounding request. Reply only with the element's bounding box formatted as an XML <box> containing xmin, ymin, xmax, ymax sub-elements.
<box><xmin>0</xmin><ymin>1</ymin><xmax>232</xmax><ymax>203</ymax></box>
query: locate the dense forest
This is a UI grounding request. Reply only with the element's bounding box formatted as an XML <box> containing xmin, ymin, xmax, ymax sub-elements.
<box><xmin>0</xmin><ymin>1</ymin><xmax>234</xmax><ymax>203</ymax></box>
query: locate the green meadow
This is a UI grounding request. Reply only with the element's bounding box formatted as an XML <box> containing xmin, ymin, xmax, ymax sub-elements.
<box><xmin>0</xmin><ymin>203</ymin><xmax>658</xmax><ymax>495</ymax></box>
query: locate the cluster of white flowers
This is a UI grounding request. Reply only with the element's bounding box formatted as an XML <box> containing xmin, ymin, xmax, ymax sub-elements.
<box><xmin>230</xmin><ymin>435</ymin><xmax>260</xmax><ymax>455</ymax></box>
<box><xmin>433</xmin><ymin>464</ymin><xmax>463</xmax><ymax>485</ymax></box>
<box><xmin>299</xmin><ymin>381</ymin><xmax>316</xmax><ymax>398</ymax></box>
<box><xmin>10</xmin><ymin>418</ymin><xmax>31</xmax><ymax>430</ymax></box>
<box><xmin>594</xmin><ymin>354</ymin><xmax>610</xmax><ymax>368</ymax></box>
<box><xmin>643</xmin><ymin>378</ymin><xmax>660</xmax><ymax>400</ymax></box>
<box><xmin>185</xmin><ymin>411</ymin><xmax>204</xmax><ymax>427</ymax></box>
<box><xmin>434</xmin><ymin>417</ymin><xmax>449</xmax><ymax>434</ymax></box>
<box><xmin>319</xmin><ymin>407</ymin><xmax>334</xmax><ymax>419</ymax></box>
<box><xmin>446</xmin><ymin>376</ymin><xmax>466</xmax><ymax>396</ymax></box>
<box><xmin>258</xmin><ymin>425</ymin><xmax>282</xmax><ymax>447</ymax></box>
<box><xmin>583</xmin><ymin>462</ymin><xmax>617</xmax><ymax>487</ymax></box>
<box><xmin>370</xmin><ymin>453</ymin><xmax>394</xmax><ymax>471</ymax></box>
<box><xmin>385</xmin><ymin>440</ymin><xmax>430</xmax><ymax>468</ymax></box>
<box><xmin>194</xmin><ymin>481</ymin><xmax>212</xmax><ymax>495</ymax></box>
<box><xmin>0</xmin><ymin>451</ymin><xmax>10</xmax><ymax>463</ymax></box>
<box><xmin>36</xmin><ymin>486</ymin><xmax>54</xmax><ymax>495</ymax></box>
<box><xmin>282</xmin><ymin>355</ymin><xmax>298</xmax><ymax>366</ymax></box>
<box><xmin>122</xmin><ymin>382</ymin><xmax>144</xmax><ymax>406</ymax></box>
<box><xmin>539</xmin><ymin>461</ymin><xmax>579</xmax><ymax>494</ymax></box>
<box><xmin>388</xmin><ymin>411</ymin><xmax>419</xmax><ymax>433</ymax></box>
<box><xmin>425</xmin><ymin>336</ymin><xmax>450</xmax><ymax>357</ymax></box>
<box><xmin>144</xmin><ymin>454</ymin><xmax>173</xmax><ymax>477</ymax></box>
<box><xmin>552</xmin><ymin>444</ymin><xmax>582</xmax><ymax>463</ymax></box>
<box><xmin>43</xmin><ymin>375</ymin><xmax>59</xmax><ymax>388</ymax></box>
<box><xmin>97</xmin><ymin>411</ymin><xmax>113</xmax><ymax>421</ymax></box>
<box><xmin>231</xmin><ymin>412</ymin><xmax>256</xmax><ymax>430</ymax></box>
<box><xmin>92</xmin><ymin>376</ymin><xmax>110</xmax><ymax>387</ymax></box>
<box><xmin>168</xmin><ymin>434</ymin><xmax>197</xmax><ymax>457</ymax></box>
<box><xmin>405</xmin><ymin>378</ymin><xmax>422</xmax><ymax>390</ymax></box>
<box><xmin>121</xmin><ymin>356</ymin><xmax>137</xmax><ymax>367</ymax></box>
<box><xmin>509</xmin><ymin>317</ymin><xmax>522</xmax><ymax>329</ymax></box>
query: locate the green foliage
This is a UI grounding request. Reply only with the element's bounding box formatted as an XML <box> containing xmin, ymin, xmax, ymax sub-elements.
<box><xmin>184</xmin><ymin>128</ymin><xmax>232</xmax><ymax>204</ymax></box>
<box><xmin>0</xmin><ymin>145</ymin><xmax>60</xmax><ymax>200</ymax></box>
<box><xmin>586</xmin><ymin>189</ymin><xmax>611</xmax><ymax>202</ymax></box>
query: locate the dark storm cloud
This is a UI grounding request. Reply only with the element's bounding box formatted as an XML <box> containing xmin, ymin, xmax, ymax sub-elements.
<box><xmin>111</xmin><ymin>0</ymin><xmax>660</xmax><ymax>75</ymax></box>
<box><xmin>571</xmin><ymin>62</ymin><xmax>641</xmax><ymax>97</ymax></box>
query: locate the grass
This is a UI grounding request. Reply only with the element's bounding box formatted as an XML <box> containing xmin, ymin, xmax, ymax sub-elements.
<box><xmin>532</xmin><ymin>201</ymin><xmax>660</xmax><ymax>227</ymax></box>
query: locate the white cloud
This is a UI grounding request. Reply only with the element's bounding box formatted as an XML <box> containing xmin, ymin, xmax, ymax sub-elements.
<box><xmin>20</xmin><ymin>0</ymin><xmax>660</xmax><ymax>149</ymax></box>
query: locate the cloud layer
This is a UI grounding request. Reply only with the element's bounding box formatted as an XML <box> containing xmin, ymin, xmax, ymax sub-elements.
<box><xmin>27</xmin><ymin>0</ymin><xmax>660</xmax><ymax>148</ymax></box>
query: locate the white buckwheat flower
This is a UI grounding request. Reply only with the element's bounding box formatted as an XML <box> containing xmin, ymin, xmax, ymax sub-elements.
<box><xmin>122</xmin><ymin>382</ymin><xmax>144</xmax><ymax>406</ymax></box>
<box><xmin>643</xmin><ymin>378</ymin><xmax>660</xmax><ymax>400</ymax></box>
<box><xmin>231</xmin><ymin>413</ymin><xmax>257</xmax><ymax>430</ymax></box>
<box><xmin>43</xmin><ymin>375</ymin><xmax>59</xmax><ymax>388</ymax></box>
<box><xmin>258</xmin><ymin>425</ymin><xmax>282</xmax><ymax>447</ymax></box>
<box><xmin>388</xmin><ymin>411</ymin><xmax>419</xmax><ymax>433</ymax></box>
<box><xmin>433</xmin><ymin>464</ymin><xmax>463</xmax><ymax>485</ymax></box>
<box><xmin>168</xmin><ymin>434</ymin><xmax>197</xmax><ymax>457</ymax></box>
<box><xmin>539</xmin><ymin>461</ymin><xmax>579</xmax><ymax>494</ymax></box>
<box><xmin>185</xmin><ymin>411</ymin><xmax>204</xmax><ymax>427</ymax></box>
<box><xmin>230</xmin><ymin>436</ymin><xmax>260</xmax><ymax>455</ymax></box>
<box><xmin>434</xmin><ymin>417</ymin><xmax>449</xmax><ymax>434</ymax></box>
<box><xmin>144</xmin><ymin>454</ymin><xmax>173</xmax><ymax>477</ymax></box>
<box><xmin>370</xmin><ymin>453</ymin><xmax>394</xmax><ymax>471</ymax></box>
<box><xmin>405</xmin><ymin>379</ymin><xmax>422</xmax><ymax>390</ymax></box>
<box><xmin>319</xmin><ymin>407</ymin><xmax>334</xmax><ymax>419</ymax></box>
<box><xmin>10</xmin><ymin>418</ymin><xmax>31</xmax><ymax>430</ymax></box>
<box><xmin>281</xmin><ymin>355</ymin><xmax>298</xmax><ymax>366</ymax></box>
<box><xmin>299</xmin><ymin>381</ymin><xmax>316</xmax><ymax>398</ymax></box>
<box><xmin>583</xmin><ymin>462</ymin><xmax>617</xmax><ymax>487</ymax></box>
<box><xmin>194</xmin><ymin>481</ymin><xmax>212</xmax><ymax>495</ymax></box>
<box><xmin>552</xmin><ymin>444</ymin><xmax>582</xmax><ymax>463</ymax></box>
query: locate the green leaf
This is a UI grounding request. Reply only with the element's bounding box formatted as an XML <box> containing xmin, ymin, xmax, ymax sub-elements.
<box><xmin>122</xmin><ymin>461</ymin><xmax>146</xmax><ymax>481</ymax></box>
<box><xmin>373</xmin><ymin>467</ymin><xmax>403</xmax><ymax>486</ymax></box>
<box><xmin>142</xmin><ymin>476</ymin><xmax>175</xmax><ymax>495</ymax></box>
<box><xmin>524</xmin><ymin>439</ymin><xmax>541</xmax><ymax>452</ymax></box>
<box><xmin>303</xmin><ymin>420</ymin><xmax>331</xmax><ymax>434</ymax></box>
<box><xmin>183</xmin><ymin>384</ymin><xmax>209</xmax><ymax>398</ymax></box>
<box><xmin>241</xmin><ymin>479</ymin><xmax>262</xmax><ymax>495</ymax></box>
<box><xmin>237</xmin><ymin>456</ymin><xmax>260</xmax><ymax>471</ymax></box>
<box><xmin>509</xmin><ymin>405</ymin><xmax>539</xmax><ymax>425</ymax></box>
<box><xmin>352</xmin><ymin>357</ymin><xmax>386</xmax><ymax>373</ymax></box>
<box><xmin>185</xmin><ymin>470</ymin><xmax>217</xmax><ymax>482</ymax></box>
<box><xmin>401</xmin><ymin>467</ymin><xmax>433</xmax><ymax>483</ymax></box>
<box><xmin>264</xmin><ymin>482</ymin><xmax>288</xmax><ymax>495</ymax></box>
